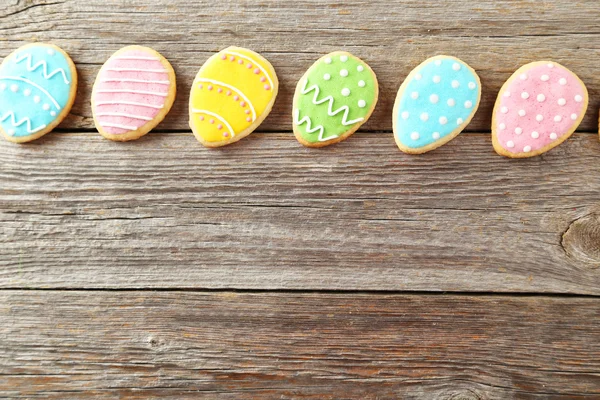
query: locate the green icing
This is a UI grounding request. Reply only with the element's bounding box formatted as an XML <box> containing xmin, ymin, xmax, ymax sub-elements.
<box><xmin>294</xmin><ymin>53</ymin><xmax>377</xmax><ymax>143</ymax></box>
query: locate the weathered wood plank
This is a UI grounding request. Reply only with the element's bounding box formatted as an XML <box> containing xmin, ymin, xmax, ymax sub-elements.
<box><xmin>0</xmin><ymin>291</ymin><xmax>598</xmax><ymax>399</ymax></box>
<box><xmin>0</xmin><ymin>0</ymin><xmax>599</xmax><ymax>131</ymax></box>
<box><xmin>1</xmin><ymin>133</ymin><xmax>599</xmax><ymax>293</ymax></box>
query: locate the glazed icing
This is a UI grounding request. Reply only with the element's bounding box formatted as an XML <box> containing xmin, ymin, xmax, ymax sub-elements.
<box><xmin>294</xmin><ymin>53</ymin><xmax>376</xmax><ymax>143</ymax></box>
<box><xmin>0</xmin><ymin>44</ymin><xmax>73</xmax><ymax>138</ymax></box>
<box><xmin>190</xmin><ymin>48</ymin><xmax>276</xmax><ymax>143</ymax></box>
<box><xmin>494</xmin><ymin>62</ymin><xmax>587</xmax><ymax>154</ymax></box>
<box><xmin>93</xmin><ymin>48</ymin><xmax>172</xmax><ymax>135</ymax></box>
<box><xmin>395</xmin><ymin>57</ymin><xmax>480</xmax><ymax>149</ymax></box>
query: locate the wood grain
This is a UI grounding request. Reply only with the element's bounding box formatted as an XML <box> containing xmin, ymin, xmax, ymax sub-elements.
<box><xmin>0</xmin><ymin>0</ymin><xmax>598</xmax><ymax>132</ymax></box>
<box><xmin>0</xmin><ymin>290</ymin><xmax>599</xmax><ymax>399</ymax></box>
<box><xmin>1</xmin><ymin>132</ymin><xmax>599</xmax><ymax>293</ymax></box>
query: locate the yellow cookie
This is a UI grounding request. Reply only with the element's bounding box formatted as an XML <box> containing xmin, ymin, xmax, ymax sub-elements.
<box><xmin>189</xmin><ymin>47</ymin><xmax>278</xmax><ymax>147</ymax></box>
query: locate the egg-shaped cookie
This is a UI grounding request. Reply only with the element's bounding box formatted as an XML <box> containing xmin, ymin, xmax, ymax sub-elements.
<box><xmin>92</xmin><ymin>46</ymin><xmax>176</xmax><ymax>142</ymax></box>
<box><xmin>293</xmin><ymin>52</ymin><xmax>378</xmax><ymax>147</ymax></box>
<box><xmin>0</xmin><ymin>43</ymin><xmax>77</xmax><ymax>143</ymax></box>
<box><xmin>492</xmin><ymin>61</ymin><xmax>588</xmax><ymax>158</ymax></box>
<box><xmin>393</xmin><ymin>56</ymin><xmax>481</xmax><ymax>154</ymax></box>
<box><xmin>189</xmin><ymin>47</ymin><xmax>278</xmax><ymax>147</ymax></box>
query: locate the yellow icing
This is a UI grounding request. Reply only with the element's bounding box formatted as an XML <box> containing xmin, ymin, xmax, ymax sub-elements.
<box><xmin>190</xmin><ymin>47</ymin><xmax>275</xmax><ymax>143</ymax></box>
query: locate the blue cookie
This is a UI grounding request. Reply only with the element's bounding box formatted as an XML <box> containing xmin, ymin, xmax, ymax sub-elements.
<box><xmin>393</xmin><ymin>56</ymin><xmax>481</xmax><ymax>154</ymax></box>
<box><xmin>0</xmin><ymin>43</ymin><xmax>77</xmax><ymax>143</ymax></box>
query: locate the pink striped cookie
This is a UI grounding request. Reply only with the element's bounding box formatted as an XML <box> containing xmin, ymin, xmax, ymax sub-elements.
<box><xmin>92</xmin><ymin>46</ymin><xmax>176</xmax><ymax>141</ymax></box>
<box><xmin>492</xmin><ymin>61</ymin><xmax>588</xmax><ymax>158</ymax></box>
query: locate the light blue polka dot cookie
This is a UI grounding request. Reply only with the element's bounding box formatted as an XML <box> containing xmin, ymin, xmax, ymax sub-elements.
<box><xmin>393</xmin><ymin>55</ymin><xmax>481</xmax><ymax>154</ymax></box>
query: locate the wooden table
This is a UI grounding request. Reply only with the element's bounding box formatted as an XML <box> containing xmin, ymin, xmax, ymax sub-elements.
<box><xmin>1</xmin><ymin>1</ymin><xmax>599</xmax><ymax>398</ymax></box>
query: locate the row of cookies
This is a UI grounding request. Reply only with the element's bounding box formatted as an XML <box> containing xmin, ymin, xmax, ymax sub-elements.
<box><xmin>0</xmin><ymin>43</ymin><xmax>590</xmax><ymax>158</ymax></box>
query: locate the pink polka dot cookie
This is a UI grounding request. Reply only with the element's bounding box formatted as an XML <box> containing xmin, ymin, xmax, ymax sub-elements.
<box><xmin>492</xmin><ymin>61</ymin><xmax>588</xmax><ymax>158</ymax></box>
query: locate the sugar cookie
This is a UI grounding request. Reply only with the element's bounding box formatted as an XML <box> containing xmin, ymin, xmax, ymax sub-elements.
<box><xmin>492</xmin><ymin>61</ymin><xmax>588</xmax><ymax>158</ymax></box>
<box><xmin>293</xmin><ymin>52</ymin><xmax>378</xmax><ymax>147</ymax></box>
<box><xmin>0</xmin><ymin>43</ymin><xmax>77</xmax><ymax>143</ymax></box>
<box><xmin>393</xmin><ymin>55</ymin><xmax>481</xmax><ymax>154</ymax></box>
<box><xmin>189</xmin><ymin>47</ymin><xmax>278</xmax><ymax>147</ymax></box>
<box><xmin>92</xmin><ymin>46</ymin><xmax>176</xmax><ymax>142</ymax></box>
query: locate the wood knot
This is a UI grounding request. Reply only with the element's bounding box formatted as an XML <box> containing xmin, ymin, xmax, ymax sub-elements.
<box><xmin>446</xmin><ymin>391</ymin><xmax>483</xmax><ymax>400</ymax></box>
<box><xmin>562</xmin><ymin>213</ymin><xmax>600</xmax><ymax>267</ymax></box>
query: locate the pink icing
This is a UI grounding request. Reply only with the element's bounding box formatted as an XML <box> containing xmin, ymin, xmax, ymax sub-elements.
<box><xmin>495</xmin><ymin>63</ymin><xmax>586</xmax><ymax>154</ymax></box>
<box><xmin>94</xmin><ymin>49</ymin><xmax>171</xmax><ymax>134</ymax></box>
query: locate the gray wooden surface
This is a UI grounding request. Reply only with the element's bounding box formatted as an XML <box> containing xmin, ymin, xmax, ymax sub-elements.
<box><xmin>0</xmin><ymin>0</ymin><xmax>599</xmax><ymax>397</ymax></box>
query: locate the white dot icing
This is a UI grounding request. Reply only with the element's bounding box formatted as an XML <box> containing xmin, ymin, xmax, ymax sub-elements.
<box><xmin>456</xmin><ymin>118</ymin><xmax>464</xmax><ymax>125</ymax></box>
<box><xmin>340</xmin><ymin>55</ymin><xmax>348</xmax><ymax>62</ymax></box>
<box><xmin>521</xmin><ymin>92</ymin><xmax>529</xmax><ymax>99</ymax></box>
<box><xmin>433</xmin><ymin>75</ymin><xmax>441</xmax><ymax>83</ymax></box>
<box><xmin>50</xmin><ymin>111</ymin><xmax>57</xmax><ymax>116</ymax></box>
<box><xmin>451</xmin><ymin>80</ymin><xmax>460</xmax><ymax>89</ymax></box>
<box><xmin>501</xmin><ymin>107</ymin><xmax>508</xmax><ymax>114</ymax></box>
<box><xmin>541</xmin><ymin>75</ymin><xmax>549</xmax><ymax>82</ymax></box>
<box><xmin>518</xmin><ymin>109</ymin><xmax>526</xmax><ymax>117</ymax></box>
<box><xmin>531</xmin><ymin>131</ymin><xmax>539</xmax><ymax>139</ymax></box>
<box><xmin>42</xmin><ymin>104</ymin><xmax>50</xmax><ymax>111</ymax></box>
<box><xmin>358</xmin><ymin>80</ymin><xmax>366</xmax><ymax>87</ymax></box>
<box><xmin>536</xmin><ymin>114</ymin><xmax>544</xmax><ymax>122</ymax></box>
<box><xmin>323</xmin><ymin>73</ymin><xmax>331</xmax><ymax>81</ymax></box>
<box><xmin>506</xmin><ymin>141</ymin><xmax>515</xmax><ymax>148</ymax></box>
<box><xmin>464</xmin><ymin>100</ymin><xmax>473</xmax><ymax>109</ymax></box>
<box><xmin>410</xmin><ymin>91</ymin><xmax>419</xmax><ymax>99</ymax></box>
<box><xmin>23</xmin><ymin>89</ymin><xmax>31</xmax><ymax>96</ymax></box>
<box><xmin>439</xmin><ymin>116</ymin><xmax>448</xmax><ymax>125</ymax></box>
<box><xmin>468</xmin><ymin>82</ymin><xmax>476</xmax><ymax>90</ymax></box>
<box><xmin>420</xmin><ymin>112</ymin><xmax>429</xmax><ymax>122</ymax></box>
<box><xmin>357</xmin><ymin>65</ymin><xmax>364</xmax><ymax>72</ymax></box>
<box><xmin>575</xmin><ymin>95</ymin><xmax>583</xmax><ymax>103</ymax></box>
<box><xmin>341</xmin><ymin>88</ymin><xmax>350</xmax><ymax>96</ymax></box>
<box><xmin>401</xmin><ymin>111</ymin><xmax>410</xmax><ymax>120</ymax></box>
<box><xmin>452</xmin><ymin>63</ymin><xmax>461</xmax><ymax>71</ymax></box>
<box><xmin>33</xmin><ymin>96</ymin><xmax>41</xmax><ymax>103</ymax></box>
<box><xmin>523</xmin><ymin>145</ymin><xmax>532</xmax><ymax>152</ymax></box>
<box><xmin>554</xmin><ymin>115</ymin><xmax>562</xmax><ymax>122</ymax></box>
<box><xmin>358</xmin><ymin>100</ymin><xmax>366</xmax><ymax>108</ymax></box>
<box><xmin>415</xmin><ymin>74</ymin><xmax>422</xmax><ymax>81</ymax></box>
<box><xmin>520</xmin><ymin>74</ymin><xmax>528</xmax><ymax>80</ymax></box>
<box><xmin>10</xmin><ymin>84</ymin><xmax>18</xmax><ymax>92</ymax></box>
<box><xmin>432</xmin><ymin>132</ymin><xmax>440</xmax><ymax>139</ymax></box>
<box><xmin>429</xmin><ymin>94</ymin><xmax>439</xmax><ymax>104</ymax></box>
<box><xmin>434</xmin><ymin>60</ymin><xmax>442</xmax><ymax>66</ymax></box>
<box><xmin>571</xmin><ymin>113</ymin><xmax>578</xmax><ymax>120</ymax></box>
<box><xmin>537</xmin><ymin>94</ymin><xmax>545</xmax><ymax>102</ymax></box>
<box><xmin>447</xmin><ymin>98</ymin><xmax>456</xmax><ymax>107</ymax></box>
<box><xmin>558</xmin><ymin>98</ymin><xmax>566</xmax><ymax>106</ymax></box>
<box><xmin>340</xmin><ymin>69</ymin><xmax>349</xmax><ymax>77</ymax></box>
<box><xmin>47</xmin><ymin>49</ymin><xmax>55</xmax><ymax>56</ymax></box>
<box><xmin>324</xmin><ymin>57</ymin><xmax>332</xmax><ymax>64</ymax></box>
<box><xmin>499</xmin><ymin>123</ymin><xmax>506</xmax><ymax>130</ymax></box>
<box><xmin>504</xmin><ymin>91</ymin><xmax>511</xmax><ymax>97</ymax></box>
<box><xmin>515</xmin><ymin>127</ymin><xmax>523</xmax><ymax>135</ymax></box>
<box><xmin>559</xmin><ymin>78</ymin><xmax>567</xmax><ymax>85</ymax></box>
<box><xmin>550</xmin><ymin>132</ymin><xmax>558</xmax><ymax>140</ymax></box>
<box><xmin>410</xmin><ymin>132</ymin><xmax>420</xmax><ymax>140</ymax></box>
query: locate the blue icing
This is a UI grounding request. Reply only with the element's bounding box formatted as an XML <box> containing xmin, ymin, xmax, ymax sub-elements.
<box><xmin>0</xmin><ymin>44</ymin><xmax>73</xmax><ymax>138</ymax></box>
<box><xmin>396</xmin><ymin>57</ymin><xmax>480</xmax><ymax>149</ymax></box>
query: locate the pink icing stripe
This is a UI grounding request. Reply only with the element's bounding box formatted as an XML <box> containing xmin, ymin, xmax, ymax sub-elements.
<box><xmin>94</xmin><ymin>49</ymin><xmax>172</xmax><ymax>134</ymax></box>
<box><xmin>495</xmin><ymin>63</ymin><xmax>586</xmax><ymax>154</ymax></box>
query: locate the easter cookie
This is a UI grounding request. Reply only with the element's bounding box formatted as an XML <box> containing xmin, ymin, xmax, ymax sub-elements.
<box><xmin>293</xmin><ymin>52</ymin><xmax>378</xmax><ymax>147</ymax></box>
<box><xmin>189</xmin><ymin>47</ymin><xmax>278</xmax><ymax>147</ymax></box>
<box><xmin>393</xmin><ymin>55</ymin><xmax>481</xmax><ymax>154</ymax></box>
<box><xmin>492</xmin><ymin>61</ymin><xmax>588</xmax><ymax>158</ymax></box>
<box><xmin>92</xmin><ymin>46</ymin><xmax>176</xmax><ymax>142</ymax></box>
<box><xmin>0</xmin><ymin>43</ymin><xmax>77</xmax><ymax>143</ymax></box>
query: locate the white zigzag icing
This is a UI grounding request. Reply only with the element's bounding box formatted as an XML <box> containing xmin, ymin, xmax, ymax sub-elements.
<box><xmin>294</xmin><ymin>109</ymin><xmax>336</xmax><ymax>142</ymax></box>
<box><xmin>14</xmin><ymin>53</ymin><xmax>70</xmax><ymax>84</ymax></box>
<box><xmin>301</xmin><ymin>79</ymin><xmax>364</xmax><ymax>124</ymax></box>
<box><xmin>0</xmin><ymin>111</ymin><xmax>46</xmax><ymax>134</ymax></box>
